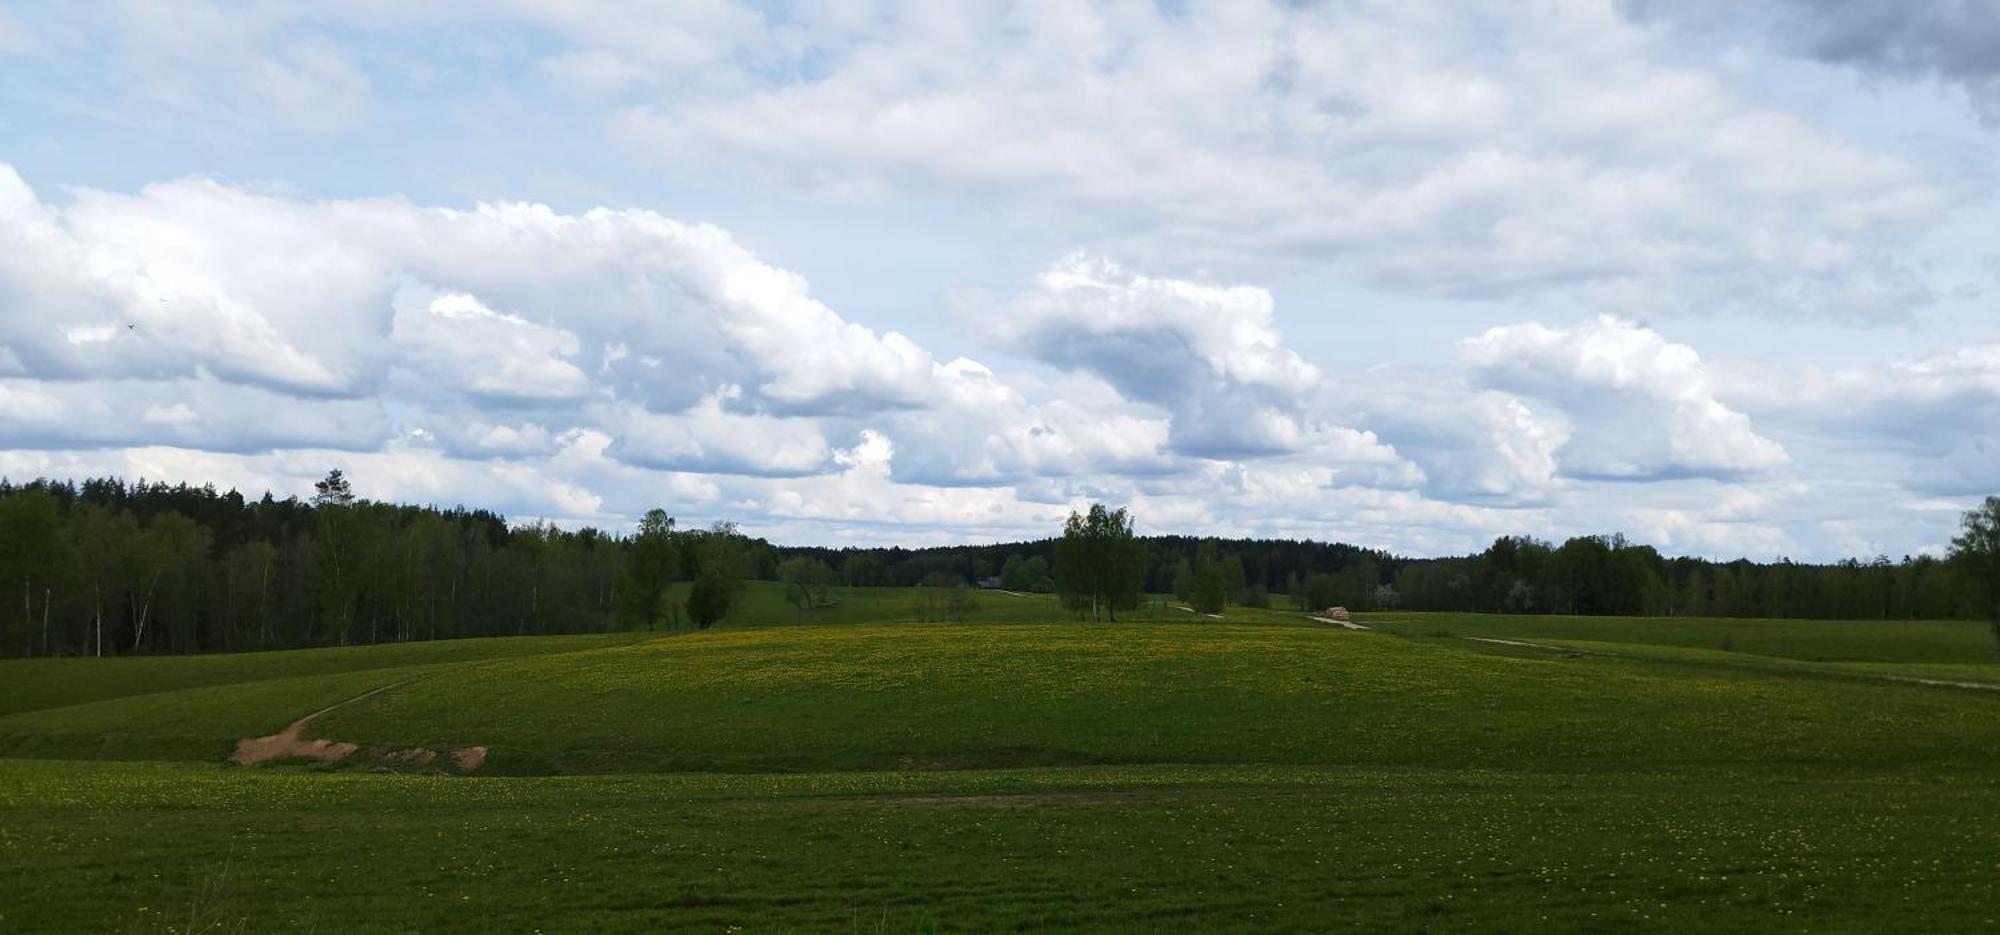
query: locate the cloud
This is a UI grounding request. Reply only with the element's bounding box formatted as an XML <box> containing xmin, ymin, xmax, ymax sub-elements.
<box><xmin>1724</xmin><ymin>342</ymin><xmax>2000</xmax><ymax>496</ymax></box>
<box><xmin>27</xmin><ymin>1</ymin><xmax>1958</xmax><ymax>321</ymax></box>
<box><xmin>0</xmin><ymin>378</ymin><xmax>388</xmax><ymax>453</ymax></box>
<box><xmin>1324</xmin><ymin>373</ymin><xmax>1572</xmax><ymax>501</ymax></box>
<box><xmin>882</xmin><ymin>359</ymin><xmax>1179</xmax><ymax>486</ymax></box>
<box><xmin>20</xmin><ymin>0</ymin><xmax>765</xmax><ymax>132</ymax></box>
<box><xmin>0</xmin><ymin>157</ymin><xmax>1980</xmax><ymax>560</ymax></box>
<box><xmin>538</xmin><ymin>49</ymin><xmax>657</xmax><ymax>95</ymax></box>
<box><xmin>607</xmin><ymin>389</ymin><xmax>837</xmax><ymax>478</ymax></box>
<box><xmin>0</xmin><ymin>441</ymin><xmax>611</xmax><ymax>524</ymax></box>
<box><xmin>0</xmin><ymin>163</ymin><xmax>1199</xmax><ymax>539</ymax></box>
<box><xmin>605</xmin><ymin>0</ymin><xmax>1943</xmax><ymax>316</ymax></box>
<box><xmin>0</xmin><ymin>162</ymin><xmax>967</xmax><ymax>489</ymax></box>
<box><xmin>99</xmin><ymin>1</ymin><xmax>374</xmax><ymax>131</ymax></box>
<box><xmin>390</xmin><ymin>288</ymin><xmax>593</xmax><ymax>404</ymax></box>
<box><xmin>1625</xmin><ymin>1</ymin><xmax>2000</xmax><ymax>126</ymax></box>
<box><xmin>0</xmin><ymin>164</ymin><xmax>940</xmax><ymax>415</ymax></box>
<box><xmin>0</xmin><ymin>8</ymin><xmax>31</xmax><ymax>53</ymax></box>
<box><xmin>1464</xmin><ymin>316</ymin><xmax>1788</xmax><ymax>481</ymax></box>
<box><xmin>988</xmin><ymin>255</ymin><xmax>1324</xmax><ymax>459</ymax></box>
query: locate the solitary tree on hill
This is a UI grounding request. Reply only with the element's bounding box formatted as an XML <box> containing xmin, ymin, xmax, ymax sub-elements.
<box><xmin>1053</xmin><ymin>502</ymin><xmax>1146</xmax><ymax>622</ymax></box>
<box><xmin>1949</xmin><ymin>496</ymin><xmax>2000</xmax><ymax>654</ymax></box>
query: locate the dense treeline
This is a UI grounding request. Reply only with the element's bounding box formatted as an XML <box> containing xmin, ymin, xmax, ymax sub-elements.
<box><xmin>783</xmin><ymin>531</ymin><xmax>1975</xmax><ymax>622</ymax></box>
<box><xmin>0</xmin><ymin>475</ymin><xmax>1988</xmax><ymax>658</ymax></box>
<box><xmin>1386</xmin><ymin>534</ymin><xmax>1968</xmax><ymax>621</ymax></box>
<box><xmin>773</xmin><ymin>535</ymin><xmax>1390</xmax><ymax>600</ymax></box>
<box><xmin>0</xmin><ymin>475</ymin><xmax>771</xmax><ymax>658</ymax></box>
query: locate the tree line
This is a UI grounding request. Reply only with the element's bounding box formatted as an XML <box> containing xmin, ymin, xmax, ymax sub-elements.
<box><xmin>0</xmin><ymin>474</ymin><xmax>769</xmax><ymax>658</ymax></box>
<box><xmin>795</xmin><ymin>527</ymin><xmax>1989</xmax><ymax>625</ymax></box>
<box><xmin>0</xmin><ymin>475</ymin><xmax>1992</xmax><ymax>657</ymax></box>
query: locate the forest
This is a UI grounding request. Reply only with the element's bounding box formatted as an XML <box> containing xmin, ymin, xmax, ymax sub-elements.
<box><xmin>0</xmin><ymin>473</ymin><xmax>1987</xmax><ymax>657</ymax></box>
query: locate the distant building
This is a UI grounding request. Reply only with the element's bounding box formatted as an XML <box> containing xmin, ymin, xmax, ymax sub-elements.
<box><xmin>977</xmin><ymin>576</ymin><xmax>1004</xmax><ymax>589</ymax></box>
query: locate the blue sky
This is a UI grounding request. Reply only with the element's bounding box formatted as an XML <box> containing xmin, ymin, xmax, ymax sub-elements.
<box><xmin>0</xmin><ymin>0</ymin><xmax>1996</xmax><ymax>559</ymax></box>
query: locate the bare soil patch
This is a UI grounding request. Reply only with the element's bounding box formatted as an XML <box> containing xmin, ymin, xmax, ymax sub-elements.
<box><xmin>228</xmin><ymin>680</ymin><xmax>412</xmax><ymax>766</ymax></box>
<box><xmin>228</xmin><ymin>679</ymin><xmax>490</xmax><ymax>772</ymax></box>
<box><xmin>228</xmin><ymin>732</ymin><xmax>359</xmax><ymax>765</ymax></box>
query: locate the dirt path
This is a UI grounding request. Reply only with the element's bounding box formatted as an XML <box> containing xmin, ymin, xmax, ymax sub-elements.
<box><xmin>228</xmin><ymin>679</ymin><xmax>414</xmax><ymax>765</ymax></box>
<box><xmin>1873</xmin><ymin>673</ymin><xmax>2000</xmax><ymax>691</ymax></box>
<box><xmin>792</xmin><ymin>789</ymin><xmax>1204</xmax><ymax>810</ymax></box>
<box><xmin>1462</xmin><ymin>635</ymin><xmax>2000</xmax><ymax>692</ymax></box>
<box><xmin>1310</xmin><ymin>615</ymin><xmax>1370</xmax><ymax>630</ymax></box>
<box><xmin>228</xmin><ymin>678</ymin><xmax>488</xmax><ymax>771</ymax></box>
<box><xmin>1173</xmin><ymin>604</ymin><xmax>1224</xmax><ymax>619</ymax></box>
<box><xmin>1465</xmin><ymin>636</ymin><xmax>1612</xmax><ymax>656</ymax></box>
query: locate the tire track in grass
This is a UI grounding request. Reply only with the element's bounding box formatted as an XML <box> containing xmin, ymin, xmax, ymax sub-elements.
<box><xmin>1460</xmin><ymin>635</ymin><xmax>2000</xmax><ymax>693</ymax></box>
<box><xmin>1310</xmin><ymin>615</ymin><xmax>1369</xmax><ymax>630</ymax></box>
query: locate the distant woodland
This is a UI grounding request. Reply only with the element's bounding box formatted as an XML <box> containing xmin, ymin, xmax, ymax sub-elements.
<box><xmin>0</xmin><ymin>474</ymin><xmax>1989</xmax><ymax>657</ymax></box>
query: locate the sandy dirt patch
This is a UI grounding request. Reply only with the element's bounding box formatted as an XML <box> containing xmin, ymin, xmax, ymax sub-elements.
<box><xmin>228</xmin><ymin>680</ymin><xmax>412</xmax><ymax>766</ymax></box>
<box><xmin>228</xmin><ymin>679</ymin><xmax>491</xmax><ymax>772</ymax></box>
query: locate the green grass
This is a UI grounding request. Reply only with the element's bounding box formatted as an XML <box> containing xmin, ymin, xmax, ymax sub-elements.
<box><xmin>3</xmin><ymin>760</ymin><xmax>1997</xmax><ymax>932</ymax></box>
<box><xmin>1360</xmin><ymin>610</ymin><xmax>2000</xmax><ymax>664</ymax></box>
<box><xmin>294</xmin><ymin>623</ymin><xmax>2000</xmax><ymax>776</ymax></box>
<box><xmin>0</xmin><ymin>631</ymin><xmax>651</xmax><ymax>717</ymax></box>
<box><xmin>4</xmin><ymin>594</ymin><xmax>2000</xmax><ymax>931</ymax></box>
<box><xmin>658</xmin><ymin>579</ymin><xmax>1203</xmax><ymax>628</ymax></box>
<box><xmin>1454</xmin><ymin>636</ymin><xmax>2000</xmax><ymax>688</ymax></box>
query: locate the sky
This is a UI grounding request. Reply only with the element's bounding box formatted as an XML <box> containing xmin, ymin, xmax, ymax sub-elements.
<box><xmin>0</xmin><ymin>0</ymin><xmax>1996</xmax><ymax>560</ymax></box>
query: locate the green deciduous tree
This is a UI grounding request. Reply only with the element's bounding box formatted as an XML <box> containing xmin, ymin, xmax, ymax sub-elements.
<box><xmin>72</xmin><ymin>503</ymin><xmax>135</xmax><ymax>657</ymax></box>
<box><xmin>1949</xmin><ymin>496</ymin><xmax>2000</xmax><ymax>654</ymax></box>
<box><xmin>1185</xmin><ymin>542</ymin><xmax>1229</xmax><ymax>615</ymax></box>
<box><xmin>1000</xmin><ymin>554</ymin><xmax>1027</xmax><ymax>591</ymax></box>
<box><xmin>840</xmin><ymin>552</ymin><xmax>888</xmax><ymax>587</ymax></box>
<box><xmin>618</xmin><ymin>510</ymin><xmax>680</xmax><ymax>629</ymax></box>
<box><xmin>1018</xmin><ymin>555</ymin><xmax>1050</xmax><ymax>592</ymax></box>
<box><xmin>223</xmin><ymin>540</ymin><xmax>277</xmax><ymax>650</ymax></box>
<box><xmin>1053</xmin><ymin>503</ymin><xmax>1146</xmax><ymax>622</ymax></box>
<box><xmin>127</xmin><ymin>512</ymin><xmax>208</xmax><ymax>653</ymax></box>
<box><xmin>686</xmin><ymin>575</ymin><xmax>731</xmax><ymax>629</ymax></box>
<box><xmin>0</xmin><ymin>489</ymin><xmax>62</xmax><ymax>655</ymax></box>
<box><xmin>685</xmin><ymin>522</ymin><xmax>748</xmax><ymax>629</ymax></box>
<box><xmin>779</xmin><ymin>556</ymin><xmax>837</xmax><ymax>624</ymax></box>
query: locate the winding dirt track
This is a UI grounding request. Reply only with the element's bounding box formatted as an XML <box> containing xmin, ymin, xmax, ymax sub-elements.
<box><xmin>228</xmin><ymin>678</ymin><xmax>488</xmax><ymax>771</ymax></box>
<box><xmin>228</xmin><ymin>679</ymin><xmax>414</xmax><ymax>765</ymax></box>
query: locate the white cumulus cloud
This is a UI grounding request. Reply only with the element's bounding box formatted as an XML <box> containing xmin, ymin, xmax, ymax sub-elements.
<box><xmin>988</xmin><ymin>255</ymin><xmax>1325</xmax><ymax>459</ymax></box>
<box><xmin>1464</xmin><ymin>316</ymin><xmax>1788</xmax><ymax>480</ymax></box>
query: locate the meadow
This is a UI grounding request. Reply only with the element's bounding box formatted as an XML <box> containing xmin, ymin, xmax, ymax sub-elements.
<box><xmin>3</xmin><ymin>584</ymin><xmax>1997</xmax><ymax>931</ymax></box>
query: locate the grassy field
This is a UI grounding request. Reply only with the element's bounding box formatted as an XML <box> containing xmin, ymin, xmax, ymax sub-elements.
<box><xmin>1362</xmin><ymin>610</ymin><xmax>1998</xmax><ymax>664</ymax></box>
<box><xmin>3</xmin><ymin>589</ymin><xmax>1998</xmax><ymax>931</ymax></box>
